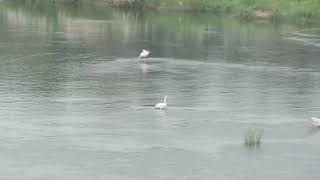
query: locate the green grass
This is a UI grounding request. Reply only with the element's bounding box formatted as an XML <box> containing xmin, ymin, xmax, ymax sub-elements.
<box><xmin>244</xmin><ymin>128</ymin><xmax>263</xmax><ymax>147</ymax></box>
<box><xmin>143</xmin><ymin>0</ymin><xmax>320</xmax><ymax>21</ymax></box>
<box><xmin>6</xmin><ymin>0</ymin><xmax>320</xmax><ymax>22</ymax></box>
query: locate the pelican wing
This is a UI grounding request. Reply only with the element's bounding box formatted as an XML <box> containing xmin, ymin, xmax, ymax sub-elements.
<box><xmin>155</xmin><ymin>103</ymin><xmax>167</xmax><ymax>109</ymax></box>
<box><xmin>310</xmin><ymin>117</ymin><xmax>320</xmax><ymax>127</ymax></box>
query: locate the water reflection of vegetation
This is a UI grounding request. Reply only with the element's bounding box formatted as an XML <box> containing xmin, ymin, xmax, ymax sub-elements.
<box><xmin>2</xmin><ymin>0</ymin><xmax>116</xmax><ymax>20</ymax></box>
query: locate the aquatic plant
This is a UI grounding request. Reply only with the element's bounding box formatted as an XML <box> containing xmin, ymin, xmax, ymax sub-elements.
<box><xmin>244</xmin><ymin>128</ymin><xmax>263</xmax><ymax>147</ymax></box>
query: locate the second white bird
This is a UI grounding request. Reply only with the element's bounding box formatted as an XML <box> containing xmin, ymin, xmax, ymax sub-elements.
<box><xmin>138</xmin><ymin>49</ymin><xmax>150</xmax><ymax>59</ymax></box>
<box><xmin>155</xmin><ymin>96</ymin><xmax>168</xmax><ymax>109</ymax></box>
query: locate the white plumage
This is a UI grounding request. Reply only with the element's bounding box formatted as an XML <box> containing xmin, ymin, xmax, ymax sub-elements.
<box><xmin>310</xmin><ymin>117</ymin><xmax>320</xmax><ymax>127</ymax></box>
<box><xmin>138</xmin><ymin>49</ymin><xmax>150</xmax><ymax>58</ymax></box>
<box><xmin>155</xmin><ymin>96</ymin><xmax>167</xmax><ymax>109</ymax></box>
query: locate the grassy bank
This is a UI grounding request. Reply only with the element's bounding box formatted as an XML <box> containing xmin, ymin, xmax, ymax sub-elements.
<box><xmin>144</xmin><ymin>0</ymin><xmax>320</xmax><ymax>21</ymax></box>
<box><xmin>4</xmin><ymin>0</ymin><xmax>320</xmax><ymax>22</ymax></box>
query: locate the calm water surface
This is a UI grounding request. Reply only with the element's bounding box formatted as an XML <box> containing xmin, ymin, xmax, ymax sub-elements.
<box><xmin>1</xmin><ymin>2</ymin><xmax>320</xmax><ymax>180</ymax></box>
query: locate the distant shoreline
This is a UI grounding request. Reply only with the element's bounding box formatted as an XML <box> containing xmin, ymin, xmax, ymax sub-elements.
<box><xmin>5</xmin><ymin>0</ymin><xmax>320</xmax><ymax>22</ymax></box>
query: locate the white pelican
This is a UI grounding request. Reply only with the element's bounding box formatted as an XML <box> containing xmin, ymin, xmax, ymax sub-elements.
<box><xmin>155</xmin><ymin>96</ymin><xmax>167</xmax><ymax>109</ymax></box>
<box><xmin>138</xmin><ymin>49</ymin><xmax>150</xmax><ymax>60</ymax></box>
<box><xmin>310</xmin><ymin>117</ymin><xmax>320</xmax><ymax>127</ymax></box>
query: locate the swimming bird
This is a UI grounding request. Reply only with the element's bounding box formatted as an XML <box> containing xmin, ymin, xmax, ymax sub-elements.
<box><xmin>138</xmin><ymin>49</ymin><xmax>150</xmax><ymax>60</ymax></box>
<box><xmin>310</xmin><ymin>117</ymin><xmax>320</xmax><ymax>127</ymax></box>
<box><xmin>155</xmin><ymin>96</ymin><xmax>167</xmax><ymax>109</ymax></box>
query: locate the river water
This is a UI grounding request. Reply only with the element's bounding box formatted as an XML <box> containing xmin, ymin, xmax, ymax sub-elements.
<box><xmin>1</xmin><ymin>1</ymin><xmax>320</xmax><ymax>180</ymax></box>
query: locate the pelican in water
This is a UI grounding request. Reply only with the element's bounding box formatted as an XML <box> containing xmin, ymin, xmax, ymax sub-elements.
<box><xmin>310</xmin><ymin>117</ymin><xmax>320</xmax><ymax>127</ymax></box>
<box><xmin>138</xmin><ymin>49</ymin><xmax>150</xmax><ymax>62</ymax></box>
<box><xmin>155</xmin><ymin>96</ymin><xmax>167</xmax><ymax>109</ymax></box>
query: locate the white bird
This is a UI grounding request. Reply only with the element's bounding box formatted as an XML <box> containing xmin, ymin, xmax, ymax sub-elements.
<box><xmin>310</xmin><ymin>117</ymin><xmax>320</xmax><ymax>127</ymax></box>
<box><xmin>155</xmin><ymin>96</ymin><xmax>168</xmax><ymax>109</ymax></box>
<box><xmin>138</xmin><ymin>49</ymin><xmax>150</xmax><ymax>59</ymax></box>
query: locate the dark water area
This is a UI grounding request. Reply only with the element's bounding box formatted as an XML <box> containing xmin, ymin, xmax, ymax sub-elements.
<box><xmin>1</xmin><ymin>1</ymin><xmax>320</xmax><ymax>180</ymax></box>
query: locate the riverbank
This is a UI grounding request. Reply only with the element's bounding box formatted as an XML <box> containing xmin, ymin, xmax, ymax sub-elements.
<box><xmin>144</xmin><ymin>0</ymin><xmax>320</xmax><ymax>20</ymax></box>
<box><xmin>4</xmin><ymin>0</ymin><xmax>320</xmax><ymax>22</ymax></box>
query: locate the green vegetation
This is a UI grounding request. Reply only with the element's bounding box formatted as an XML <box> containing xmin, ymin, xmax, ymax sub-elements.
<box><xmin>144</xmin><ymin>0</ymin><xmax>320</xmax><ymax>21</ymax></box>
<box><xmin>4</xmin><ymin>0</ymin><xmax>320</xmax><ymax>22</ymax></box>
<box><xmin>244</xmin><ymin>128</ymin><xmax>263</xmax><ymax>147</ymax></box>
